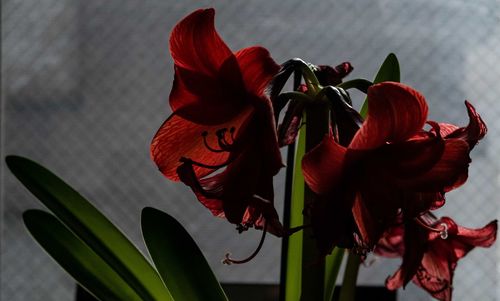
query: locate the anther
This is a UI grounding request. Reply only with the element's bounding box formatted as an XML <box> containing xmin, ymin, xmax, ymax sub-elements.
<box><xmin>215</xmin><ymin>128</ymin><xmax>235</xmax><ymax>151</ymax></box>
<box><xmin>202</xmin><ymin>131</ymin><xmax>226</xmax><ymax>153</ymax></box>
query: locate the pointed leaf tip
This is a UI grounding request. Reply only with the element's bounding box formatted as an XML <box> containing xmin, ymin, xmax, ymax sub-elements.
<box><xmin>141</xmin><ymin>207</ymin><xmax>228</xmax><ymax>301</ymax></box>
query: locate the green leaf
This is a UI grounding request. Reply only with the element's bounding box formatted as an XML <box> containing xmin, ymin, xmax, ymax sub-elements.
<box><xmin>141</xmin><ymin>207</ymin><xmax>228</xmax><ymax>301</ymax></box>
<box><xmin>360</xmin><ymin>53</ymin><xmax>400</xmax><ymax>118</ymax></box>
<box><xmin>23</xmin><ymin>210</ymin><xmax>142</xmax><ymax>301</ymax></box>
<box><xmin>6</xmin><ymin>156</ymin><xmax>172</xmax><ymax>301</ymax></box>
<box><xmin>337</xmin><ymin>79</ymin><xmax>373</xmax><ymax>93</ymax></box>
<box><xmin>284</xmin><ymin>119</ymin><xmax>307</xmax><ymax>301</ymax></box>
<box><xmin>324</xmin><ymin>248</ymin><xmax>345</xmax><ymax>301</ymax></box>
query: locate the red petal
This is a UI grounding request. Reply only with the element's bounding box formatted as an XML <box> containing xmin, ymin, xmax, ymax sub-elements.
<box><xmin>302</xmin><ymin>135</ymin><xmax>346</xmax><ymax>195</ymax></box>
<box><xmin>453</xmin><ymin>219</ymin><xmax>497</xmax><ymax>258</ymax></box>
<box><xmin>169</xmin><ymin>9</ymin><xmax>231</xmax><ymax>76</ymax></box>
<box><xmin>379</xmin><ymin>133</ymin><xmax>444</xmax><ymax>178</ymax></box>
<box><xmin>168</xmin><ymin>9</ymin><xmax>250</xmax><ymax>124</ymax></box>
<box><xmin>386</xmin><ymin>268</ymin><xmax>404</xmax><ymax>290</ymax></box>
<box><xmin>176</xmin><ymin>161</ymin><xmax>225</xmax><ymax>217</ymax></box>
<box><xmin>350</xmin><ymin>82</ymin><xmax>428</xmax><ymax>150</ymax></box>
<box><xmin>395</xmin><ymin>139</ymin><xmax>470</xmax><ymax>192</ymax></box>
<box><xmin>445</xmin><ymin>101</ymin><xmax>487</xmax><ymax>149</ymax></box>
<box><xmin>354</xmin><ymin>186</ymin><xmax>400</xmax><ymax>247</ymax></box>
<box><xmin>170</xmin><ymin>63</ymin><xmax>248</xmax><ymax>125</ymax></box>
<box><xmin>375</xmin><ymin>225</ymin><xmax>405</xmax><ymax>258</ymax></box>
<box><xmin>433</xmin><ymin>122</ymin><xmax>458</xmax><ymax>137</ymax></box>
<box><xmin>235</xmin><ymin>46</ymin><xmax>280</xmax><ymax>96</ymax></box>
<box><xmin>151</xmin><ymin>109</ymin><xmax>252</xmax><ymax>180</ymax></box>
<box><xmin>415</xmin><ymin>246</ymin><xmax>453</xmax><ymax>301</ymax></box>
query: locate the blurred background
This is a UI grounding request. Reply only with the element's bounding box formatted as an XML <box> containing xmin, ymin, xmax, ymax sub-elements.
<box><xmin>2</xmin><ymin>0</ymin><xmax>499</xmax><ymax>300</ymax></box>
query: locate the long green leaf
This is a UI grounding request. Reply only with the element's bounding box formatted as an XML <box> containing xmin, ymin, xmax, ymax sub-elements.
<box><xmin>324</xmin><ymin>248</ymin><xmax>345</xmax><ymax>301</ymax></box>
<box><xmin>141</xmin><ymin>207</ymin><xmax>228</xmax><ymax>301</ymax></box>
<box><xmin>284</xmin><ymin>121</ymin><xmax>306</xmax><ymax>301</ymax></box>
<box><xmin>360</xmin><ymin>53</ymin><xmax>400</xmax><ymax>118</ymax></box>
<box><xmin>6</xmin><ymin>156</ymin><xmax>172</xmax><ymax>301</ymax></box>
<box><xmin>23</xmin><ymin>210</ymin><xmax>142</xmax><ymax>301</ymax></box>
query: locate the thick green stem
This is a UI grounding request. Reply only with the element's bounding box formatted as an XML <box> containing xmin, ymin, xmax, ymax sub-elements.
<box><xmin>338</xmin><ymin>252</ymin><xmax>361</xmax><ymax>301</ymax></box>
<box><xmin>301</xmin><ymin>102</ymin><xmax>330</xmax><ymax>301</ymax></box>
<box><xmin>324</xmin><ymin>248</ymin><xmax>345</xmax><ymax>301</ymax></box>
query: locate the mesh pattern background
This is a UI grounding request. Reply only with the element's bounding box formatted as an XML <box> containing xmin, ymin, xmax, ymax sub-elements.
<box><xmin>2</xmin><ymin>0</ymin><xmax>499</xmax><ymax>300</ymax></box>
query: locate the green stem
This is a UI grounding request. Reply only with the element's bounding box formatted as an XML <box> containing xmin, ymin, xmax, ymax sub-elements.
<box><xmin>280</xmin><ymin>91</ymin><xmax>314</xmax><ymax>103</ymax></box>
<box><xmin>324</xmin><ymin>248</ymin><xmax>345</xmax><ymax>301</ymax></box>
<box><xmin>338</xmin><ymin>252</ymin><xmax>361</xmax><ymax>301</ymax></box>
<box><xmin>282</xmin><ymin>121</ymin><xmax>306</xmax><ymax>301</ymax></box>
<box><xmin>301</xmin><ymin>102</ymin><xmax>330</xmax><ymax>301</ymax></box>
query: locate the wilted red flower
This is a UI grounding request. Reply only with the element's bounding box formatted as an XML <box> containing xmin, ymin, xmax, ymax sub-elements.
<box><xmin>376</xmin><ymin>216</ymin><xmax>497</xmax><ymax>301</ymax></box>
<box><xmin>302</xmin><ymin>82</ymin><xmax>481</xmax><ymax>254</ymax></box>
<box><xmin>151</xmin><ymin>9</ymin><xmax>284</xmax><ymax>235</ymax></box>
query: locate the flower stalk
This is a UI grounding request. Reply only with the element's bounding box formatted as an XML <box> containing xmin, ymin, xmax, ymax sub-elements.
<box><xmin>301</xmin><ymin>101</ymin><xmax>331</xmax><ymax>300</ymax></box>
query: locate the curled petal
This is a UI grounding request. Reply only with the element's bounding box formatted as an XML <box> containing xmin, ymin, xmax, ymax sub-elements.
<box><xmin>169</xmin><ymin>8</ymin><xmax>231</xmax><ymax>76</ymax></box>
<box><xmin>453</xmin><ymin>219</ymin><xmax>498</xmax><ymax>258</ymax></box>
<box><xmin>350</xmin><ymin>82</ymin><xmax>428</xmax><ymax>150</ymax></box>
<box><xmin>302</xmin><ymin>135</ymin><xmax>347</xmax><ymax>195</ymax></box>
<box><xmin>445</xmin><ymin>101</ymin><xmax>487</xmax><ymax>149</ymax></box>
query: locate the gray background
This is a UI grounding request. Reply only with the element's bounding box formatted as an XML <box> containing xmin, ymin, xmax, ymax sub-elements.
<box><xmin>2</xmin><ymin>0</ymin><xmax>499</xmax><ymax>300</ymax></box>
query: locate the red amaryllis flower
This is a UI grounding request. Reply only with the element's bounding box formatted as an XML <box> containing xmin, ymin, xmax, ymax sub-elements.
<box><xmin>302</xmin><ymin>82</ymin><xmax>480</xmax><ymax>254</ymax></box>
<box><xmin>151</xmin><ymin>9</ymin><xmax>284</xmax><ymax>235</ymax></box>
<box><xmin>376</xmin><ymin>216</ymin><xmax>497</xmax><ymax>301</ymax></box>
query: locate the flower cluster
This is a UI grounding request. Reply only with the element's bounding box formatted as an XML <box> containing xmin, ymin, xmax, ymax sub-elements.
<box><xmin>151</xmin><ymin>8</ymin><xmax>497</xmax><ymax>300</ymax></box>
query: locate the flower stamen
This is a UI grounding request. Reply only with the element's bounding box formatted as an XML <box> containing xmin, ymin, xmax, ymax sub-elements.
<box><xmin>201</xmin><ymin>128</ymin><xmax>237</xmax><ymax>153</ymax></box>
<box><xmin>415</xmin><ymin>216</ymin><xmax>448</xmax><ymax>239</ymax></box>
<box><xmin>222</xmin><ymin>222</ymin><xmax>267</xmax><ymax>265</ymax></box>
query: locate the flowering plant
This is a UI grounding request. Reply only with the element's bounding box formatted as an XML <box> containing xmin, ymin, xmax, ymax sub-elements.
<box><xmin>7</xmin><ymin>7</ymin><xmax>496</xmax><ymax>301</ymax></box>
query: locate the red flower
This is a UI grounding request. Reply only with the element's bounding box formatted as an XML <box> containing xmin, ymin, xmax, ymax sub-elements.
<box><xmin>376</xmin><ymin>216</ymin><xmax>497</xmax><ymax>301</ymax></box>
<box><xmin>151</xmin><ymin>9</ymin><xmax>284</xmax><ymax>235</ymax></box>
<box><xmin>302</xmin><ymin>82</ymin><xmax>481</xmax><ymax>253</ymax></box>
